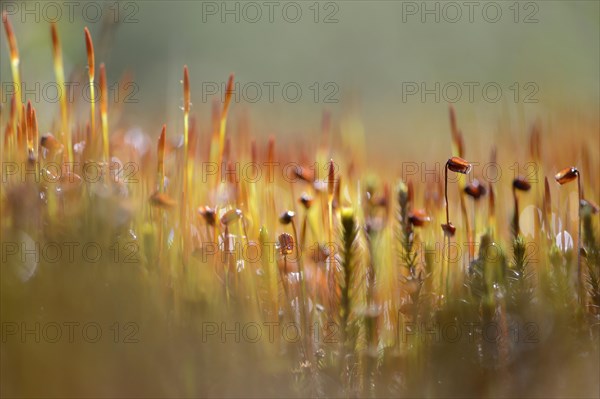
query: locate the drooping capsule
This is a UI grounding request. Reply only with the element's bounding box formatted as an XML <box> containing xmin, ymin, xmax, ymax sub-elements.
<box><xmin>441</xmin><ymin>222</ymin><xmax>456</xmax><ymax>237</ymax></box>
<box><xmin>198</xmin><ymin>206</ymin><xmax>216</xmax><ymax>226</ymax></box>
<box><xmin>409</xmin><ymin>209</ymin><xmax>431</xmax><ymax>227</ymax></box>
<box><xmin>513</xmin><ymin>177</ymin><xmax>532</xmax><ymax>191</ymax></box>
<box><xmin>464</xmin><ymin>179</ymin><xmax>487</xmax><ymax>199</ymax></box>
<box><xmin>220</xmin><ymin>208</ymin><xmax>242</xmax><ymax>226</ymax></box>
<box><xmin>555</xmin><ymin>167</ymin><xmax>579</xmax><ymax>185</ymax></box>
<box><xmin>279</xmin><ymin>210</ymin><xmax>295</xmax><ymax>225</ymax></box>
<box><xmin>446</xmin><ymin>156</ymin><xmax>472</xmax><ymax>174</ymax></box>
<box><xmin>299</xmin><ymin>193</ymin><xmax>313</xmax><ymax>209</ymax></box>
<box><xmin>150</xmin><ymin>191</ymin><xmax>176</xmax><ymax>208</ymax></box>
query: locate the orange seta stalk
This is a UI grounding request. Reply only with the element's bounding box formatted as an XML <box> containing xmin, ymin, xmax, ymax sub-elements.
<box><xmin>31</xmin><ymin>107</ymin><xmax>39</xmax><ymax>159</ymax></box>
<box><xmin>266</xmin><ymin>136</ymin><xmax>276</xmax><ymax>226</ymax></box>
<box><xmin>217</xmin><ymin>74</ymin><xmax>234</xmax><ymax>166</ymax></box>
<box><xmin>157</xmin><ymin>124</ymin><xmax>166</xmax><ymax>192</ymax></box>
<box><xmin>208</xmin><ymin>74</ymin><xmax>234</xmax><ymax>187</ymax></box>
<box><xmin>25</xmin><ymin>101</ymin><xmax>34</xmax><ymax>160</ymax></box>
<box><xmin>182</xmin><ymin>65</ymin><xmax>190</xmax><ymax>196</ymax></box>
<box><xmin>554</xmin><ymin>166</ymin><xmax>583</xmax><ymax>304</ymax></box>
<box><xmin>5</xmin><ymin>95</ymin><xmax>17</xmax><ymax>156</ymax></box>
<box><xmin>84</xmin><ymin>28</ymin><xmax>96</xmax><ymax>152</ymax></box>
<box><xmin>51</xmin><ymin>23</ymin><xmax>72</xmax><ymax>163</ymax></box>
<box><xmin>542</xmin><ymin>177</ymin><xmax>552</xmax><ymax>240</ymax></box>
<box><xmin>2</xmin><ymin>12</ymin><xmax>21</xmax><ymax>121</ymax></box>
<box><xmin>181</xmin><ymin>66</ymin><xmax>191</xmax><ymax>261</ymax></box>
<box><xmin>488</xmin><ymin>182</ymin><xmax>496</xmax><ymax>238</ymax></box>
<box><xmin>98</xmin><ymin>63</ymin><xmax>109</xmax><ymax>163</ymax></box>
<box><xmin>327</xmin><ymin>159</ymin><xmax>335</xmax><ymax>252</ymax></box>
<box><xmin>19</xmin><ymin>103</ymin><xmax>26</xmax><ymax>157</ymax></box>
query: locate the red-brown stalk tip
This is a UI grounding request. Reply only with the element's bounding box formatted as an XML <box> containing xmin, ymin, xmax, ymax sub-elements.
<box><xmin>50</xmin><ymin>23</ymin><xmax>59</xmax><ymax>53</ymax></box>
<box><xmin>26</xmin><ymin>100</ymin><xmax>33</xmax><ymax>137</ymax></box>
<box><xmin>543</xmin><ymin>176</ymin><xmax>551</xmax><ymax>213</ymax></box>
<box><xmin>183</xmin><ymin>65</ymin><xmax>190</xmax><ymax>113</ymax></box>
<box><xmin>3</xmin><ymin>12</ymin><xmax>18</xmax><ymax>61</ymax></box>
<box><xmin>488</xmin><ymin>183</ymin><xmax>495</xmax><ymax>213</ymax></box>
<box><xmin>224</xmin><ymin>73</ymin><xmax>234</xmax><ymax>109</ymax></box>
<box><xmin>158</xmin><ymin>125</ymin><xmax>166</xmax><ymax>160</ymax></box>
<box><xmin>328</xmin><ymin>159</ymin><xmax>335</xmax><ymax>196</ymax></box>
<box><xmin>84</xmin><ymin>27</ymin><xmax>95</xmax><ymax>78</ymax></box>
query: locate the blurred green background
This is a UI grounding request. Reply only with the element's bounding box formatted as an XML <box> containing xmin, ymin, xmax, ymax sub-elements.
<box><xmin>1</xmin><ymin>0</ymin><xmax>599</xmax><ymax>160</ymax></box>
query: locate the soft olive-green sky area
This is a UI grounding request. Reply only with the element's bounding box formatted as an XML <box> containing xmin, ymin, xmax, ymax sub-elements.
<box><xmin>1</xmin><ymin>0</ymin><xmax>599</xmax><ymax>161</ymax></box>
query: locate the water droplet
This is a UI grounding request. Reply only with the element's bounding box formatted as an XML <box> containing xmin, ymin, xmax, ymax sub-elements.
<box><xmin>168</xmin><ymin>229</ymin><xmax>175</xmax><ymax>248</ymax></box>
